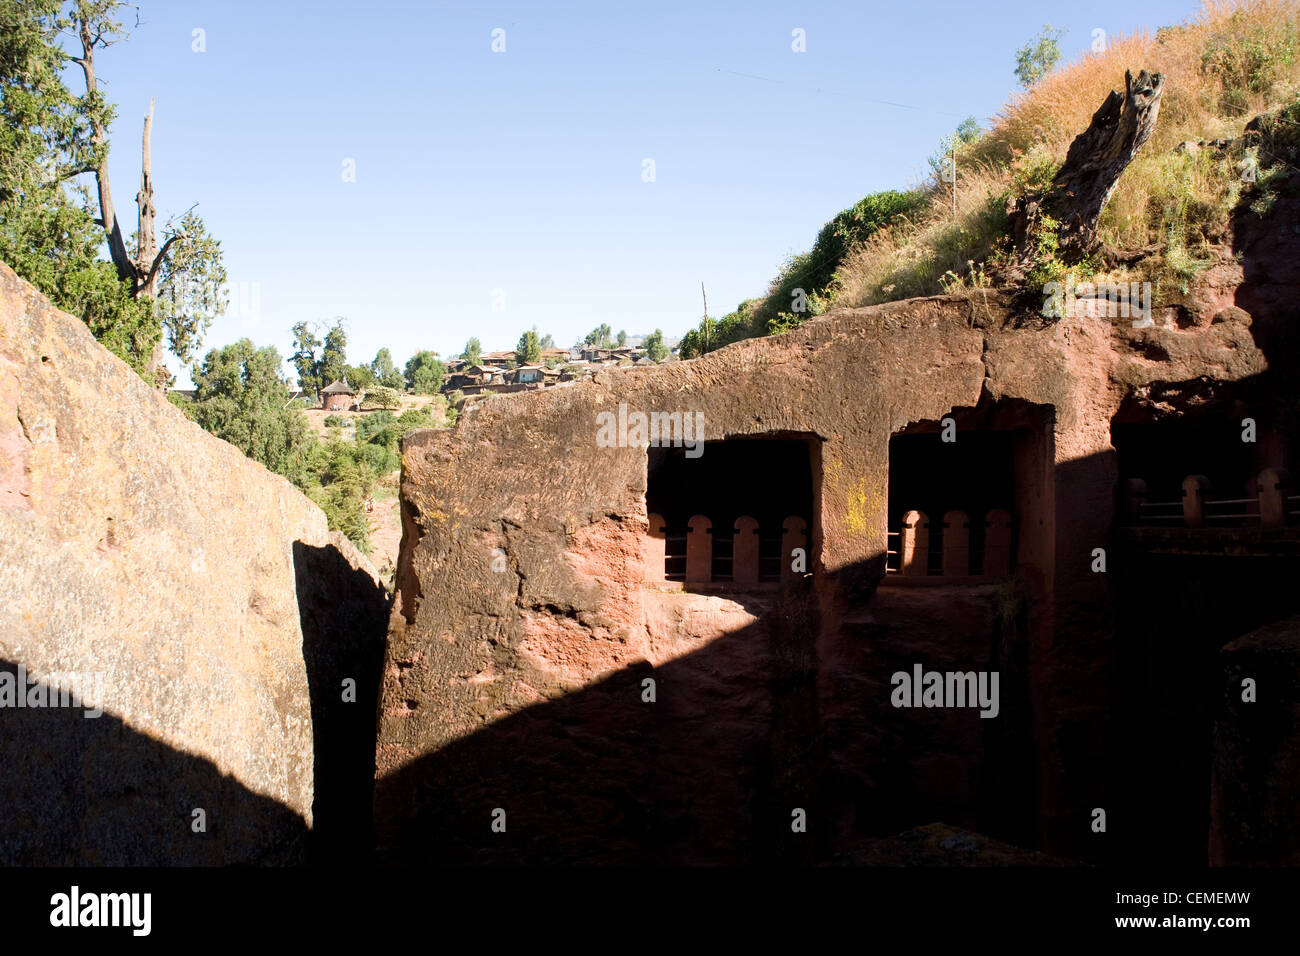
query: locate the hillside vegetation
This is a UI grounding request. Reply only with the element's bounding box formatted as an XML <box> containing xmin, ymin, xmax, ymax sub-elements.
<box><xmin>683</xmin><ymin>0</ymin><xmax>1300</xmax><ymax>352</ymax></box>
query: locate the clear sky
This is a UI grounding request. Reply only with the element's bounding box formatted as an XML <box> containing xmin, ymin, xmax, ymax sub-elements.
<box><xmin>77</xmin><ymin>0</ymin><xmax>1206</xmax><ymax>385</ymax></box>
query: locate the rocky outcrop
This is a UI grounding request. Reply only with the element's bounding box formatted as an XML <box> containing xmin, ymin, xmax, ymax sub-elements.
<box><xmin>377</xmin><ymin>272</ymin><xmax>1269</xmax><ymax>863</ymax></box>
<box><xmin>0</xmin><ymin>262</ymin><xmax>387</xmax><ymax>864</ymax></box>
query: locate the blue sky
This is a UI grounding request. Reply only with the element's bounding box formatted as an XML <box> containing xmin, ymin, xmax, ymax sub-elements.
<box><xmin>76</xmin><ymin>0</ymin><xmax>1205</xmax><ymax>384</ymax></box>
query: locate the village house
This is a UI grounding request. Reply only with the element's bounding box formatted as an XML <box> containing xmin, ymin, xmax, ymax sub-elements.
<box><xmin>320</xmin><ymin>378</ymin><xmax>357</xmax><ymax>411</ymax></box>
<box><xmin>445</xmin><ymin>364</ymin><xmax>506</xmax><ymax>391</ymax></box>
<box><xmin>508</xmin><ymin>365</ymin><xmax>546</xmax><ymax>384</ymax></box>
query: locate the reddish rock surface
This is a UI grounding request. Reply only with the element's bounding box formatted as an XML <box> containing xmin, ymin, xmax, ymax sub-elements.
<box><xmin>377</xmin><ymin>252</ymin><xmax>1274</xmax><ymax>862</ymax></box>
<box><xmin>0</xmin><ymin>262</ymin><xmax>387</xmax><ymax>864</ymax></box>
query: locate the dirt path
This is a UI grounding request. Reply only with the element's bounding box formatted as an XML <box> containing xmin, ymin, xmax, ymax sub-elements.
<box><xmin>368</xmin><ymin>489</ymin><xmax>402</xmax><ymax>579</ymax></box>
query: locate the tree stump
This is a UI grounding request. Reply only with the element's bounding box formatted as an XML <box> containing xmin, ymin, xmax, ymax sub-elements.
<box><xmin>1005</xmin><ymin>69</ymin><xmax>1166</xmax><ymax>281</ymax></box>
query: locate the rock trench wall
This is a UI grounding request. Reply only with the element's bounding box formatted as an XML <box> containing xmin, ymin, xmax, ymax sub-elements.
<box><xmin>378</xmin><ymin>280</ymin><xmax>1267</xmax><ymax>863</ymax></box>
<box><xmin>0</xmin><ymin>262</ymin><xmax>387</xmax><ymax>864</ymax></box>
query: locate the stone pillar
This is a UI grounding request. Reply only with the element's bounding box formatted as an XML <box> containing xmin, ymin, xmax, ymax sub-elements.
<box><xmin>1121</xmin><ymin>478</ymin><xmax>1147</xmax><ymax>524</ymax></box>
<box><xmin>1182</xmin><ymin>475</ymin><xmax>1211</xmax><ymax>528</ymax></box>
<box><xmin>685</xmin><ymin>515</ymin><xmax>712</xmax><ymax>584</ymax></box>
<box><xmin>732</xmin><ymin>515</ymin><xmax>759</xmax><ymax>585</ymax></box>
<box><xmin>780</xmin><ymin>516</ymin><xmax>807</xmax><ymax>583</ymax></box>
<box><xmin>644</xmin><ymin>512</ymin><xmax>666</xmax><ymax>583</ymax></box>
<box><xmin>984</xmin><ymin>509</ymin><xmax>1012</xmax><ymax>578</ymax></box>
<box><xmin>900</xmin><ymin>510</ymin><xmax>928</xmax><ymax>577</ymax></box>
<box><xmin>942</xmin><ymin>510</ymin><xmax>970</xmax><ymax>576</ymax></box>
<box><xmin>1258</xmin><ymin>468</ymin><xmax>1291</xmax><ymax>530</ymax></box>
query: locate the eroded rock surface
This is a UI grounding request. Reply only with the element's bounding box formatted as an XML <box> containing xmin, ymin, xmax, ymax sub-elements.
<box><xmin>0</xmin><ymin>262</ymin><xmax>387</xmax><ymax>864</ymax></box>
<box><xmin>378</xmin><ymin>268</ymin><xmax>1271</xmax><ymax>863</ymax></box>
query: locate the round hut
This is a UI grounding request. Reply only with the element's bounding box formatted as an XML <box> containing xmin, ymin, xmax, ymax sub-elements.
<box><xmin>320</xmin><ymin>378</ymin><xmax>357</xmax><ymax>411</ymax></box>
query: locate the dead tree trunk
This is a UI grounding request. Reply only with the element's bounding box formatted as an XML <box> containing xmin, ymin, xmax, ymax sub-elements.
<box><xmin>73</xmin><ymin>18</ymin><xmax>181</xmax><ymax>387</ymax></box>
<box><xmin>1005</xmin><ymin>69</ymin><xmax>1166</xmax><ymax>279</ymax></box>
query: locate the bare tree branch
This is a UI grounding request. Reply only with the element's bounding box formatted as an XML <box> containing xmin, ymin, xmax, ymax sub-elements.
<box><xmin>145</xmin><ymin>233</ymin><xmax>184</xmax><ymax>290</ymax></box>
<box><xmin>135</xmin><ymin>98</ymin><xmax>157</xmax><ymax>287</ymax></box>
<box><xmin>76</xmin><ymin>14</ymin><xmax>135</xmax><ymax>284</ymax></box>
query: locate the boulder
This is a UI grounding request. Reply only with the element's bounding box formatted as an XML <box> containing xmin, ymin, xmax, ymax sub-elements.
<box><xmin>0</xmin><ymin>261</ymin><xmax>387</xmax><ymax>864</ymax></box>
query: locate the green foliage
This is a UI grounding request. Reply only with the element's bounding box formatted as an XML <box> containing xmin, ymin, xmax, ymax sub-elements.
<box><xmin>166</xmin><ymin>389</ymin><xmax>195</xmax><ymax>419</ymax></box>
<box><xmin>405</xmin><ymin>349</ymin><xmax>445</xmax><ymax>393</ymax></box>
<box><xmin>1243</xmin><ymin>100</ymin><xmax>1300</xmax><ymax>216</ymax></box>
<box><xmin>290</xmin><ymin>318</ymin><xmax>348</xmax><ymax>394</ymax></box>
<box><xmin>190</xmin><ymin>339</ymin><xmax>310</xmax><ymax>477</ymax></box>
<box><xmin>445</xmin><ymin>390</ymin><xmax>464</xmax><ymax>426</ymax></box>
<box><xmin>1015</xmin><ymin>24</ymin><xmax>1065</xmax><ymax>88</ymax></box>
<box><xmin>927</xmin><ymin>116</ymin><xmax>984</xmax><ymax>183</ymax></box>
<box><xmin>289</xmin><ymin>322</ymin><xmax>322</xmax><ymax>395</ymax></box>
<box><xmin>678</xmin><ymin>189</ymin><xmax>923</xmax><ymax>356</ymax></box>
<box><xmin>616</xmin><ymin>329</ymin><xmax>626</xmax><ymax>347</ymax></box>
<box><xmin>320</xmin><ymin>322</ymin><xmax>348</xmax><ymax>385</ymax></box>
<box><xmin>516</xmin><ymin>327</ymin><xmax>541</xmax><ymax>364</ymax></box>
<box><xmin>368</xmin><ymin>347</ymin><xmax>405</xmax><ymax>389</ymax></box>
<box><xmin>538</xmin><ymin>332</ymin><xmax>554</xmax><ymax>349</ymax></box>
<box><xmin>306</xmin><ymin>445</ymin><xmax>376</xmax><ymax>555</ymax></box>
<box><xmin>1201</xmin><ymin>11</ymin><xmax>1298</xmax><ymax>114</ymax></box>
<box><xmin>461</xmin><ymin>337</ymin><xmax>481</xmax><ymax>364</ymax></box>
<box><xmin>0</xmin><ymin>3</ymin><xmax>137</xmax><ymax>377</ymax></box>
<box><xmin>367</xmin><ymin>384</ymin><xmax>401</xmax><ymax>409</ymax></box>
<box><xmin>323</xmin><ymin>413</ymin><xmax>347</xmax><ymax>429</ymax></box>
<box><xmin>344</xmin><ymin>363</ymin><xmax>374</xmax><ymax>391</ymax></box>
<box><xmin>678</xmin><ymin>301</ymin><xmax>760</xmax><ymax>358</ymax></box>
<box><xmin>584</xmin><ymin>323</ymin><xmax>612</xmax><ymax>347</ymax></box>
<box><xmin>1023</xmin><ymin>213</ymin><xmax>1069</xmax><ymax>289</ymax></box>
<box><xmin>780</xmin><ymin>190</ymin><xmax>925</xmax><ymax>304</ymax></box>
<box><xmin>0</xmin><ymin>1</ymin><xmax>224</xmax><ymax>381</ymax></box>
<box><xmin>153</xmin><ymin>208</ymin><xmax>227</xmax><ymax>365</ymax></box>
<box><xmin>643</xmin><ymin>328</ymin><xmax>669</xmax><ymax>362</ymax></box>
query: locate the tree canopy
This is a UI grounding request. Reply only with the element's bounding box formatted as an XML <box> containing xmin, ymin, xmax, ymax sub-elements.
<box><xmin>643</xmin><ymin>329</ymin><xmax>669</xmax><ymax>362</ymax></box>
<box><xmin>516</xmin><ymin>328</ymin><xmax>541</xmax><ymax>364</ymax></box>
<box><xmin>1015</xmin><ymin>25</ymin><xmax>1065</xmax><ymax>88</ymax></box>
<box><xmin>189</xmin><ymin>339</ymin><xmax>309</xmax><ymax>478</ymax></box>
<box><xmin>405</xmin><ymin>350</ymin><xmax>445</xmax><ymax>394</ymax></box>
<box><xmin>290</xmin><ymin>318</ymin><xmax>348</xmax><ymax>395</ymax></box>
<box><xmin>0</xmin><ymin>0</ymin><xmax>226</xmax><ymax>383</ymax></box>
<box><xmin>369</xmin><ymin>347</ymin><xmax>405</xmax><ymax>388</ymax></box>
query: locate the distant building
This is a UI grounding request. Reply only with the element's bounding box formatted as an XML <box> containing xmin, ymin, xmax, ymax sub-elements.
<box><xmin>446</xmin><ymin>364</ymin><xmax>506</xmax><ymax>391</ymax></box>
<box><xmin>321</xmin><ymin>379</ymin><xmax>357</xmax><ymax>411</ymax></box>
<box><xmin>511</xmin><ymin>365</ymin><xmax>546</xmax><ymax>384</ymax></box>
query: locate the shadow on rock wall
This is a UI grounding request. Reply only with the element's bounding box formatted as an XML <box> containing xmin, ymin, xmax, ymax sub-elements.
<box><xmin>375</xmin><ymin>585</ymin><xmax>826</xmax><ymax>866</ymax></box>
<box><xmin>0</xmin><ymin>657</ymin><xmax>309</xmax><ymax>865</ymax></box>
<box><xmin>0</xmin><ymin>538</ymin><xmax>389</xmax><ymax>866</ymax></box>
<box><xmin>294</xmin><ymin>540</ymin><xmax>390</xmax><ymax>863</ymax></box>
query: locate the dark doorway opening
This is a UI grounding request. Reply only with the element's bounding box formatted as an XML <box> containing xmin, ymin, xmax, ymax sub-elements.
<box><xmin>1111</xmin><ymin>410</ymin><xmax>1260</xmax><ymax>506</ymax></box>
<box><xmin>647</xmin><ymin>435</ymin><xmax>817</xmax><ymax>583</ymax></box>
<box><xmin>888</xmin><ymin>429</ymin><xmax>1016</xmax><ymax>575</ymax></box>
<box><xmin>886</xmin><ymin>399</ymin><xmax>1054</xmax><ymax>579</ymax></box>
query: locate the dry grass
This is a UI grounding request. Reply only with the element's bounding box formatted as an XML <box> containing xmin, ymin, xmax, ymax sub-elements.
<box><xmin>833</xmin><ymin>0</ymin><xmax>1300</xmax><ymax>309</ymax></box>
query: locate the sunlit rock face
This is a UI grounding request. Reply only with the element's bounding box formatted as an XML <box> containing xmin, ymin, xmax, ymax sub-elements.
<box><xmin>0</xmin><ymin>261</ymin><xmax>386</xmax><ymax>865</ymax></box>
<box><xmin>377</xmin><ymin>262</ymin><xmax>1271</xmax><ymax>864</ymax></box>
